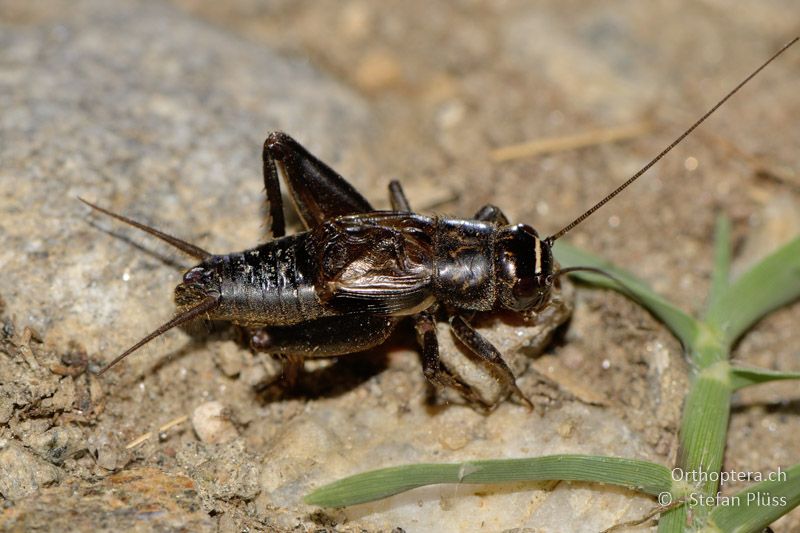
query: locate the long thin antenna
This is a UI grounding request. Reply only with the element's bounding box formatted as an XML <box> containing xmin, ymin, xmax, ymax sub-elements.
<box><xmin>547</xmin><ymin>36</ymin><xmax>798</xmax><ymax>244</ymax></box>
<box><xmin>98</xmin><ymin>295</ymin><xmax>220</xmax><ymax>375</ymax></box>
<box><xmin>79</xmin><ymin>197</ymin><xmax>212</xmax><ymax>260</ymax></box>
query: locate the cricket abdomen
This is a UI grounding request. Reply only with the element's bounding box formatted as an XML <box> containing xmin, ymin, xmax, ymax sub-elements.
<box><xmin>217</xmin><ymin>234</ymin><xmax>328</xmax><ymax>326</ymax></box>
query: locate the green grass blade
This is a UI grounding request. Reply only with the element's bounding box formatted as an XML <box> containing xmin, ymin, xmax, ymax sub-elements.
<box><xmin>708</xmin><ymin>462</ymin><xmax>800</xmax><ymax>533</ymax></box>
<box><xmin>305</xmin><ymin>455</ymin><xmax>673</xmax><ymax>507</ymax></box>
<box><xmin>705</xmin><ymin>236</ymin><xmax>800</xmax><ymax>347</ymax></box>
<box><xmin>730</xmin><ymin>366</ymin><xmax>800</xmax><ymax>390</ymax></box>
<box><xmin>658</xmin><ymin>365</ymin><xmax>734</xmax><ymax>532</ymax></box>
<box><xmin>706</xmin><ymin>215</ymin><xmax>732</xmax><ymax>314</ymax></box>
<box><xmin>554</xmin><ymin>241</ymin><xmax>699</xmax><ymax>348</ymax></box>
<box><xmin>306</xmin><ymin>463</ymin><xmax>461</xmax><ymax>507</ymax></box>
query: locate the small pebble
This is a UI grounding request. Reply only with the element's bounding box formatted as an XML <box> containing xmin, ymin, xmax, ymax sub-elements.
<box><xmin>96</xmin><ymin>446</ymin><xmax>119</xmax><ymax>471</ymax></box>
<box><xmin>192</xmin><ymin>401</ymin><xmax>238</xmax><ymax>444</ymax></box>
<box><xmin>240</xmin><ymin>356</ymin><xmax>282</xmax><ymax>388</ymax></box>
<box><xmin>213</xmin><ymin>343</ymin><xmax>245</xmax><ymax>377</ymax></box>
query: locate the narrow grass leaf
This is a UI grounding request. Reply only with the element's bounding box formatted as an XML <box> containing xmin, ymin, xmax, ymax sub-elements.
<box><xmin>305</xmin><ymin>463</ymin><xmax>461</xmax><ymax>507</ymax></box>
<box><xmin>305</xmin><ymin>454</ymin><xmax>672</xmax><ymax>507</ymax></box>
<box><xmin>705</xmin><ymin>236</ymin><xmax>800</xmax><ymax>347</ymax></box>
<box><xmin>730</xmin><ymin>366</ymin><xmax>800</xmax><ymax>390</ymax></box>
<box><xmin>554</xmin><ymin>241</ymin><xmax>698</xmax><ymax>347</ymax></box>
<box><xmin>706</xmin><ymin>215</ymin><xmax>731</xmax><ymax>314</ymax></box>
<box><xmin>708</xmin><ymin>462</ymin><xmax>800</xmax><ymax>533</ymax></box>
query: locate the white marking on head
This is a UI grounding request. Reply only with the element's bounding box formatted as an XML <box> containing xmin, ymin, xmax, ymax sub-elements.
<box><xmin>534</xmin><ymin>237</ymin><xmax>542</xmax><ymax>274</ymax></box>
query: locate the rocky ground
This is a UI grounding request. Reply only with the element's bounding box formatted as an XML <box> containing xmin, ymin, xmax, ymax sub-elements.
<box><xmin>1</xmin><ymin>0</ymin><xmax>799</xmax><ymax>531</ymax></box>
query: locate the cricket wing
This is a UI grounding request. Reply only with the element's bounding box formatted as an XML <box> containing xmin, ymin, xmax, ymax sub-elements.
<box><xmin>313</xmin><ymin>217</ymin><xmax>435</xmax><ymax>314</ymax></box>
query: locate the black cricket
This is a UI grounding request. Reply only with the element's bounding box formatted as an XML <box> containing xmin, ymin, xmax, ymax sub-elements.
<box><xmin>82</xmin><ymin>39</ymin><xmax>796</xmax><ymax>407</ymax></box>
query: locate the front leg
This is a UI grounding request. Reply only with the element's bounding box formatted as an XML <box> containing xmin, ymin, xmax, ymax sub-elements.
<box><xmin>449</xmin><ymin>315</ymin><xmax>533</xmax><ymax>409</ymax></box>
<box><xmin>414</xmin><ymin>311</ymin><xmax>494</xmax><ymax>409</ymax></box>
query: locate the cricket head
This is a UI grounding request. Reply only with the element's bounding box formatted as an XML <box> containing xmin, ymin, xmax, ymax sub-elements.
<box><xmin>494</xmin><ymin>223</ymin><xmax>554</xmax><ymax>313</ymax></box>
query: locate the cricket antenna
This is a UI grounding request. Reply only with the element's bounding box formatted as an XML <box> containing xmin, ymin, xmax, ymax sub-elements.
<box><xmin>546</xmin><ymin>36</ymin><xmax>798</xmax><ymax>244</ymax></box>
<box><xmin>79</xmin><ymin>197</ymin><xmax>213</xmax><ymax>260</ymax></box>
<box><xmin>98</xmin><ymin>295</ymin><xmax>220</xmax><ymax>375</ymax></box>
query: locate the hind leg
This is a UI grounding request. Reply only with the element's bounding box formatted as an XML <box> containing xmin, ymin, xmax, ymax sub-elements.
<box><xmin>263</xmin><ymin>132</ymin><xmax>374</xmax><ymax>237</ymax></box>
<box><xmin>248</xmin><ymin>315</ymin><xmax>399</xmax><ymax>388</ymax></box>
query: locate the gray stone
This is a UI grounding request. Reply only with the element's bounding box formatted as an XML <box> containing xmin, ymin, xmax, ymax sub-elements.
<box><xmin>0</xmin><ymin>0</ymin><xmax>372</xmax><ymax>376</ymax></box>
<box><xmin>0</xmin><ymin>441</ymin><xmax>60</xmax><ymax>500</ymax></box>
<box><xmin>26</xmin><ymin>425</ymin><xmax>86</xmax><ymax>465</ymax></box>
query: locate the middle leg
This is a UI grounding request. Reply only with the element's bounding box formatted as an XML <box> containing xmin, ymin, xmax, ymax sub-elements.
<box><xmin>388</xmin><ymin>179</ymin><xmax>411</xmax><ymax>212</ymax></box>
<box><xmin>473</xmin><ymin>204</ymin><xmax>509</xmax><ymax>225</ymax></box>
